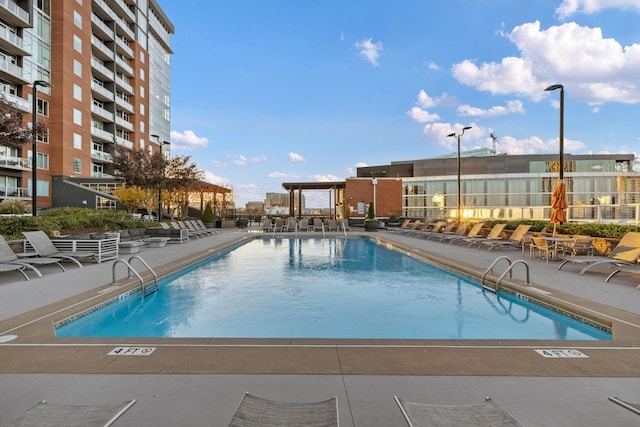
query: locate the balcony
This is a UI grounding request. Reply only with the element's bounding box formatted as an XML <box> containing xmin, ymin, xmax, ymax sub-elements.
<box><xmin>91</xmin><ymin>149</ymin><xmax>113</xmax><ymax>162</ymax></box>
<box><xmin>91</xmin><ymin>104</ymin><xmax>114</xmax><ymax>122</ymax></box>
<box><xmin>91</xmin><ymin>35</ymin><xmax>114</xmax><ymax>61</ymax></box>
<box><xmin>91</xmin><ymin>13</ymin><xmax>114</xmax><ymax>40</ymax></box>
<box><xmin>115</xmin><ymin>115</ymin><xmax>133</xmax><ymax>131</ymax></box>
<box><xmin>0</xmin><ymin>0</ymin><xmax>30</xmax><ymax>27</ymax></box>
<box><xmin>91</xmin><ymin>58</ymin><xmax>114</xmax><ymax>81</ymax></box>
<box><xmin>115</xmin><ymin>36</ymin><xmax>133</xmax><ymax>59</ymax></box>
<box><xmin>115</xmin><ymin>136</ymin><xmax>133</xmax><ymax>149</ymax></box>
<box><xmin>90</xmin><ymin>170</ymin><xmax>114</xmax><ymax>178</ymax></box>
<box><xmin>91</xmin><ymin>80</ymin><xmax>114</xmax><ymax>102</ymax></box>
<box><xmin>0</xmin><ymin>155</ymin><xmax>29</xmax><ymax>170</ymax></box>
<box><xmin>92</xmin><ymin>0</ymin><xmax>116</xmax><ymax>21</ymax></box>
<box><xmin>115</xmin><ymin>95</ymin><xmax>133</xmax><ymax>113</ymax></box>
<box><xmin>0</xmin><ymin>185</ymin><xmax>30</xmax><ymax>199</ymax></box>
<box><xmin>91</xmin><ymin>126</ymin><xmax>114</xmax><ymax>142</ymax></box>
<box><xmin>0</xmin><ymin>25</ymin><xmax>29</xmax><ymax>56</ymax></box>
<box><xmin>0</xmin><ymin>58</ymin><xmax>27</xmax><ymax>84</ymax></box>
<box><xmin>1</xmin><ymin>92</ymin><xmax>30</xmax><ymax>112</ymax></box>
<box><xmin>115</xmin><ymin>57</ymin><xmax>133</xmax><ymax>77</ymax></box>
<box><xmin>115</xmin><ymin>75</ymin><xmax>133</xmax><ymax>95</ymax></box>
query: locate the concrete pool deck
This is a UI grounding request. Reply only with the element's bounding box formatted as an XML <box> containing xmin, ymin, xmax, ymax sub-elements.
<box><xmin>0</xmin><ymin>227</ymin><xmax>639</xmax><ymax>426</ymax></box>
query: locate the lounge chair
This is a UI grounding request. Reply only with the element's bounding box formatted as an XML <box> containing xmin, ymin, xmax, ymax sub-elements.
<box><xmin>480</xmin><ymin>224</ymin><xmax>531</xmax><ymax>251</ymax></box>
<box><xmin>433</xmin><ymin>223</ymin><xmax>468</xmax><ymax>242</ymax></box>
<box><xmin>326</xmin><ymin>219</ymin><xmax>338</xmax><ymax>232</ymax></box>
<box><xmin>0</xmin><ymin>259</ymin><xmax>30</xmax><ymax>280</ymax></box>
<box><xmin>394</xmin><ymin>396</ymin><xmax>522</xmax><ymax>426</ymax></box>
<box><xmin>337</xmin><ymin>218</ymin><xmax>350</xmax><ymax>232</ymax></box>
<box><xmin>388</xmin><ymin>219</ymin><xmax>412</xmax><ymax>233</ymax></box>
<box><xmin>421</xmin><ymin>221</ymin><xmax>456</xmax><ymax>240</ymax></box>
<box><xmin>464</xmin><ymin>223</ymin><xmax>506</xmax><ymax>247</ymax></box>
<box><xmin>228</xmin><ymin>393</ymin><xmax>338</xmax><ymax>427</ymax></box>
<box><xmin>558</xmin><ymin>232</ymin><xmax>640</xmax><ymax>274</ymax></box>
<box><xmin>0</xmin><ymin>235</ymin><xmax>65</xmax><ymax>276</ymax></box>
<box><xmin>609</xmin><ymin>396</ymin><xmax>640</xmax><ymax>416</ymax></box>
<box><xmin>4</xmin><ymin>399</ymin><xmax>136</xmax><ymax>426</ymax></box>
<box><xmin>444</xmin><ymin>222</ymin><xmax>484</xmax><ymax>244</ymax></box>
<box><xmin>22</xmin><ymin>231</ymin><xmax>96</xmax><ymax>268</ymax></box>
<box><xmin>311</xmin><ymin>218</ymin><xmax>324</xmax><ymax>232</ymax></box>
<box><xmin>298</xmin><ymin>218</ymin><xmax>310</xmax><ymax>231</ymax></box>
<box><xmin>282</xmin><ymin>217</ymin><xmax>297</xmax><ymax>232</ymax></box>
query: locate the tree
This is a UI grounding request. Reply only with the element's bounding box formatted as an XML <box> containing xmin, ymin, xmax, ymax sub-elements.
<box><xmin>113</xmin><ymin>145</ymin><xmax>204</xmax><ymax>218</ymax></box>
<box><xmin>112</xmin><ymin>186</ymin><xmax>147</xmax><ymax>213</ymax></box>
<box><xmin>201</xmin><ymin>202</ymin><xmax>214</xmax><ymax>224</ymax></box>
<box><xmin>0</xmin><ymin>96</ymin><xmax>48</xmax><ymax>148</ymax></box>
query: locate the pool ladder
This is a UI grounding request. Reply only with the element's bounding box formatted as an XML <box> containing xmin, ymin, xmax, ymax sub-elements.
<box><xmin>481</xmin><ymin>256</ymin><xmax>530</xmax><ymax>294</ymax></box>
<box><xmin>112</xmin><ymin>256</ymin><xmax>158</xmax><ymax>298</ymax></box>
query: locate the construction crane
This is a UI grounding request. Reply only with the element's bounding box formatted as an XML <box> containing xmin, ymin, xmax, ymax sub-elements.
<box><xmin>490</xmin><ymin>132</ymin><xmax>499</xmax><ymax>154</ymax></box>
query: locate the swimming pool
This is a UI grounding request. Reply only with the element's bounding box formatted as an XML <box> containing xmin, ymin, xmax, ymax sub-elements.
<box><xmin>56</xmin><ymin>237</ymin><xmax>611</xmax><ymax>340</ymax></box>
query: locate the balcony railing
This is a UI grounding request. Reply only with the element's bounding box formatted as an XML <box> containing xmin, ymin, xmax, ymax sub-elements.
<box><xmin>0</xmin><ymin>155</ymin><xmax>29</xmax><ymax>169</ymax></box>
<box><xmin>91</xmin><ymin>150</ymin><xmax>113</xmax><ymax>162</ymax></box>
<box><xmin>0</xmin><ymin>185</ymin><xmax>30</xmax><ymax>198</ymax></box>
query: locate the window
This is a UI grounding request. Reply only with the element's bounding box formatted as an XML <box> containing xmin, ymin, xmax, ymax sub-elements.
<box><xmin>139</xmin><ymin>103</ymin><xmax>145</xmax><ymax>116</ymax></box>
<box><xmin>73</xmin><ymin>108</ymin><xmax>82</xmax><ymax>125</ymax></box>
<box><xmin>73</xmin><ymin>34</ymin><xmax>82</xmax><ymax>52</ymax></box>
<box><xmin>73</xmin><ymin>158</ymin><xmax>82</xmax><ymax>173</ymax></box>
<box><xmin>140</xmin><ymin>69</ymin><xmax>145</xmax><ymax>81</ymax></box>
<box><xmin>73</xmin><ymin>84</ymin><xmax>82</xmax><ymax>101</ymax></box>
<box><xmin>139</xmin><ymin>51</ymin><xmax>145</xmax><ymax>63</ymax></box>
<box><xmin>27</xmin><ymin>179</ymin><xmax>49</xmax><ymax>197</ymax></box>
<box><xmin>73</xmin><ymin>59</ymin><xmax>82</xmax><ymax>77</ymax></box>
<box><xmin>37</xmin><ymin>99</ymin><xmax>48</xmax><ymax>116</ymax></box>
<box><xmin>37</xmin><ymin>152</ymin><xmax>49</xmax><ymax>169</ymax></box>
<box><xmin>73</xmin><ymin>10</ymin><xmax>82</xmax><ymax>29</ymax></box>
<box><xmin>140</xmin><ymin>86</ymin><xmax>145</xmax><ymax>98</ymax></box>
<box><xmin>73</xmin><ymin>133</ymin><xmax>82</xmax><ymax>149</ymax></box>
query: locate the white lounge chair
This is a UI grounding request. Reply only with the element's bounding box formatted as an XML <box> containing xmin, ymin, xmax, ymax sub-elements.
<box><xmin>22</xmin><ymin>231</ymin><xmax>96</xmax><ymax>268</ymax></box>
<box><xmin>558</xmin><ymin>231</ymin><xmax>640</xmax><ymax>274</ymax></box>
<box><xmin>0</xmin><ymin>235</ymin><xmax>65</xmax><ymax>277</ymax></box>
<box><xmin>228</xmin><ymin>393</ymin><xmax>338</xmax><ymax>427</ymax></box>
<box><xmin>4</xmin><ymin>399</ymin><xmax>136</xmax><ymax>426</ymax></box>
<box><xmin>395</xmin><ymin>396</ymin><xmax>522</xmax><ymax>426</ymax></box>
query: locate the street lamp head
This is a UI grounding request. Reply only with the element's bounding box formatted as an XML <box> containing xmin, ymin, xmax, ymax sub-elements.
<box><xmin>446</xmin><ymin>132</ymin><xmax>456</xmax><ymax>138</ymax></box>
<box><xmin>544</xmin><ymin>84</ymin><xmax>563</xmax><ymax>92</ymax></box>
<box><xmin>33</xmin><ymin>80</ymin><xmax>51</xmax><ymax>88</ymax></box>
<box><xmin>462</xmin><ymin>126</ymin><xmax>472</xmax><ymax>131</ymax></box>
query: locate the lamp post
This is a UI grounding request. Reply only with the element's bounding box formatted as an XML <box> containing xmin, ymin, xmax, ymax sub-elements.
<box><xmin>446</xmin><ymin>126</ymin><xmax>472</xmax><ymax>223</ymax></box>
<box><xmin>160</xmin><ymin>140</ymin><xmax>170</xmax><ymax>220</ymax></box>
<box><xmin>150</xmin><ymin>134</ymin><xmax>162</xmax><ymax>220</ymax></box>
<box><xmin>31</xmin><ymin>80</ymin><xmax>52</xmax><ymax>216</ymax></box>
<box><xmin>544</xmin><ymin>84</ymin><xmax>564</xmax><ymax>180</ymax></box>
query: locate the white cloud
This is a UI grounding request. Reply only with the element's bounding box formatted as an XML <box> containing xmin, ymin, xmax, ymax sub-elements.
<box><xmin>427</xmin><ymin>61</ymin><xmax>440</xmax><ymax>70</ymax></box>
<box><xmin>169</xmin><ymin>130</ymin><xmax>208</xmax><ymax>150</ymax></box>
<box><xmin>457</xmin><ymin>100</ymin><xmax>525</xmax><ymax>117</ymax></box>
<box><xmin>452</xmin><ymin>20</ymin><xmax>640</xmax><ymax>104</ymax></box>
<box><xmin>268</xmin><ymin>171</ymin><xmax>298</xmax><ymax>179</ymax></box>
<box><xmin>288</xmin><ymin>152</ymin><xmax>305</xmax><ymax>162</ymax></box>
<box><xmin>211</xmin><ymin>160</ymin><xmax>227</xmax><ymax>167</ymax></box>
<box><xmin>556</xmin><ymin>0</ymin><xmax>640</xmax><ymax>19</ymax></box>
<box><xmin>233</xmin><ymin>155</ymin><xmax>248</xmax><ymax>166</ymax></box>
<box><xmin>497</xmin><ymin>135</ymin><xmax>586</xmax><ymax>155</ymax></box>
<box><xmin>354</xmin><ymin>38</ymin><xmax>383</xmax><ymax>66</ymax></box>
<box><xmin>202</xmin><ymin>171</ymin><xmax>231</xmax><ymax>187</ymax></box>
<box><xmin>406</xmin><ymin>106</ymin><xmax>440</xmax><ymax>123</ymax></box>
<box><xmin>310</xmin><ymin>174</ymin><xmax>341</xmax><ymax>182</ymax></box>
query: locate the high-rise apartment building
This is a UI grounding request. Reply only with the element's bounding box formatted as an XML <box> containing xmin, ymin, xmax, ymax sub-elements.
<box><xmin>0</xmin><ymin>0</ymin><xmax>173</xmax><ymax>211</ymax></box>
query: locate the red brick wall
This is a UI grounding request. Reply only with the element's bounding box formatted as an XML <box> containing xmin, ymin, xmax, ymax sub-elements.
<box><xmin>344</xmin><ymin>178</ymin><xmax>402</xmax><ymax>218</ymax></box>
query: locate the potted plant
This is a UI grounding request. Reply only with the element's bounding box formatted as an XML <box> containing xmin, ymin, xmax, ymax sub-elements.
<box><xmin>201</xmin><ymin>202</ymin><xmax>214</xmax><ymax>228</ymax></box>
<box><xmin>364</xmin><ymin>201</ymin><xmax>378</xmax><ymax>231</ymax></box>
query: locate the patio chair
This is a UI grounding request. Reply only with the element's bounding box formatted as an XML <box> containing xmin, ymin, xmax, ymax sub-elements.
<box><xmin>0</xmin><ymin>235</ymin><xmax>65</xmax><ymax>276</ymax></box>
<box><xmin>282</xmin><ymin>217</ymin><xmax>297</xmax><ymax>232</ymax></box>
<box><xmin>481</xmin><ymin>224</ymin><xmax>531</xmax><ymax>251</ymax></box>
<box><xmin>394</xmin><ymin>396</ymin><xmax>522</xmax><ymax>426</ymax></box>
<box><xmin>445</xmin><ymin>222</ymin><xmax>484</xmax><ymax>244</ymax></box>
<box><xmin>311</xmin><ymin>218</ymin><xmax>324</xmax><ymax>232</ymax></box>
<box><xmin>530</xmin><ymin>235</ymin><xmax>561</xmax><ymax>263</ymax></box>
<box><xmin>433</xmin><ymin>222</ymin><xmax>468</xmax><ymax>242</ymax></box>
<box><xmin>4</xmin><ymin>399</ymin><xmax>136</xmax><ymax>426</ymax></box>
<box><xmin>421</xmin><ymin>221</ymin><xmax>456</xmax><ymax>240</ymax></box>
<box><xmin>563</xmin><ymin>235</ymin><xmax>594</xmax><ymax>257</ymax></box>
<box><xmin>337</xmin><ymin>218</ymin><xmax>350</xmax><ymax>232</ymax></box>
<box><xmin>608</xmin><ymin>396</ymin><xmax>640</xmax><ymax>416</ymax></box>
<box><xmin>558</xmin><ymin>231</ymin><xmax>640</xmax><ymax>274</ymax></box>
<box><xmin>327</xmin><ymin>219</ymin><xmax>338</xmax><ymax>232</ymax></box>
<box><xmin>464</xmin><ymin>223</ymin><xmax>506</xmax><ymax>247</ymax></box>
<box><xmin>22</xmin><ymin>231</ymin><xmax>96</xmax><ymax>268</ymax></box>
<box><xmin>228</xmin><ymin>393</ymin><xmax>338</xmax><ymax>427</ymax></box>
<box><xmin>298</xmin><ymin>218</ymin><xmax>310</xmax><ymax>231</ymax></box>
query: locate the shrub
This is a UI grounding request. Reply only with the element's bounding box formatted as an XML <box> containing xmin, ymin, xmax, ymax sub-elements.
<box><xmin>366</xmin><ymin>201</ymin><xmax>375</xmax><ymax>221</ymax></box>
<box><xmin>0</xmin><ymin>200</ymin><xmax>29</xmax><ymax>214</ymax></box>
<box><xmin>202</xmin><ymin>202</ymin><xmax>214</xmax><ymax>223</ymax></box>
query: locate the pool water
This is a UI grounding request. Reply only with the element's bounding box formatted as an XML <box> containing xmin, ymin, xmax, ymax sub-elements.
<box><xmin>57</xmin><ymin>238</ymin><xmax>611</xmax><ymax>340</ymax></box>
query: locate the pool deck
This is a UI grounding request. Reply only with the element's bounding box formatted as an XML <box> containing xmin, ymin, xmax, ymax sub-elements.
<box><xmin>1</xmin><ymin>227</ymin><xmax>639</xmax><ymax>426</ymax></box>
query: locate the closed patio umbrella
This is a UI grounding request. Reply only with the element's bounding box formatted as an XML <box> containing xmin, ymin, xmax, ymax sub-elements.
<box><xmin>550</xmin><ymin>180</ymin><xmax>567</xmax><ymax>236</ymax></box>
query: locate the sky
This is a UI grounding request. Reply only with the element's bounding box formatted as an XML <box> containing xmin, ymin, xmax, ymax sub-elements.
<box><xmin>156</xmin><ymin>0</ymin><xmax>640</xmax><ymax>208</ymax></box>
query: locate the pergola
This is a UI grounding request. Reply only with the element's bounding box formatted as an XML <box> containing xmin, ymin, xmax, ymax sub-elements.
<box><xmin>282</xmin><ymin>181</ymin><xmax>346</xmax><ymax>219</ymax></box>
<box><xmin>189</xmin><ymin>180</ymin><xmax>233</xmax><ymax>212</ymax></box>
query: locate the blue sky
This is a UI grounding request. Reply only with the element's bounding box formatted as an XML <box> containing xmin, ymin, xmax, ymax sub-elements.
<box><xmin>157</xmin><ymin>0</ymin><xmax>640</xmax><ymax>207</ymax></box>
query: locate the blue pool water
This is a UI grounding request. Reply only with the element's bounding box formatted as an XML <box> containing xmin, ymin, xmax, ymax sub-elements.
<box><xmin>57</xmin><ymin>238</ymin><xmax>611</xmax><ymax>340</ymax></box>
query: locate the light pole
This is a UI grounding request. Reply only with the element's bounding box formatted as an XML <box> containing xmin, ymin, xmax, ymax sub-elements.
<box><xmin>160</xmin><ymin>140</ymin><xmax>170</xmax><ymax>220</ymax></box>
<box><xmin>544</xmin><ymin>84</ymin><xmax>564</xmax><ymax>180</ymax></box>
<box><xmin>31</xmin><ymin>80</ymin><xmax>52</xmax><ymax>216</ymax></box>
<box><xmin>150</xmin><ymin>134</ymin><xmax>162</xmax><ymax>220</ymax></box>
<box><xmin>446</xmin><ymin>126</ymin><xmax>472</xmax><ymax>223</ymax></box>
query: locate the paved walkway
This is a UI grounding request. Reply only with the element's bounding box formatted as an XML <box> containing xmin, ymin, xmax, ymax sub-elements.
<box><xmin>1</xmin><ymin>227</ymin><xmax>639</xmax><ymax>426</ymax></box>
